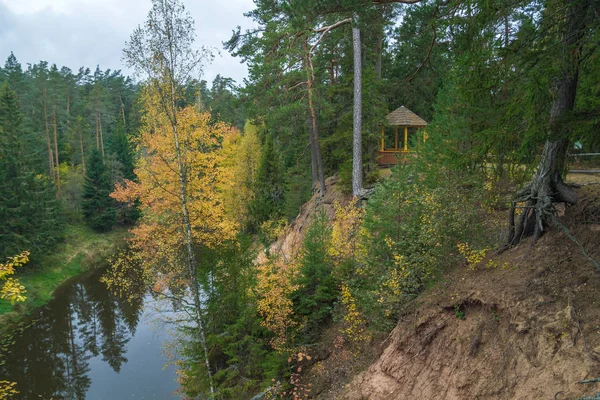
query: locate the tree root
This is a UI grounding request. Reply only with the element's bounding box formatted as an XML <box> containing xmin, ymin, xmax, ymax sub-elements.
<box><xmin>501</xmin><ymin>174</ymin><xmax>578</xmax><ymax>251</ymax></box>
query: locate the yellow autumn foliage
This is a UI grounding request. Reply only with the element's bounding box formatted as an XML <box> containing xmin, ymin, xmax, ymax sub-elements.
<box><xmin>219</xmin><ymin>120</ymin><xmax>262</xmax><ymax>227</ymax></box>
<box><xmin>255</xmin><ymin>256</ymin><xmax>299</xmax><ymax>352</ymax></box>
<box><xmin>340</xmin><ymin>284</ymin><xmax>369</xmax><ymax>343</ymax></box>
<box><xmin>0</xmin><ymin>380</ymin><xmax>19</xmax><ymax>399</ymax></box>
<box><xmin>110</xmin><ymin>86</ymin><xmax>238</xmax><ymax>291</ymax></box>
<box><xmin>328</xmin><ymin>200</ymin><xmax>365</xmax><ymax>268</ymax></box>
<box><xmin>0</xmin><ymin>251</ymin><xmax>29</xmax><ymax>305</ymax></box>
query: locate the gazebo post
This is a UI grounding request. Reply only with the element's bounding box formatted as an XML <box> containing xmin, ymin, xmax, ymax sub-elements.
<box><xmin>377</xmin><ymin>106</ymin><xmax>428</xmax><ymax>167</ymax></box>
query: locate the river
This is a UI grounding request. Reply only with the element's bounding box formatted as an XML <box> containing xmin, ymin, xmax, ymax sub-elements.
<box><xmin>0</xmin><ymin>266</ymin><xmax>180</xmax><ymax>399</ymax></box>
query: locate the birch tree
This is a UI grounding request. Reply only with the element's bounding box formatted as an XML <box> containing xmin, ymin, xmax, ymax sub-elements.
<box><xmin>122</xmin><ymin>0</ymin><xmax>220</xmax><ymax>395</ymax></box>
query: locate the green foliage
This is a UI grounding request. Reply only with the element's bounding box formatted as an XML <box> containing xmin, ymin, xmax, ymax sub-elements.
<box><xmin>357</xmin><ymin>154</ymin><xmax>490</xmax><ymax>322</ymax></box>
<box><xmin>82</xmin><ymin>149</ymin><xmax>115</xmax><ymax>232</ymax></box>
<box><xmin>248</xmin><ymin>135</ymin><xmax>286</xmax><ymax>233</ymax></box>
<box><xmin>176</xmin><ymin>236</ymin><xmax>285</xmax><ymax>399</ymax></box>
<box><xmin>454</xmin><ymin>304</ymin><xmax>465</xmax><ymax>320</ymax></box>
<box><xmin>60</xmin><ymin>163</ymin><xmax>85</xmax><ymax>222</ymax></box>
<box><xmin>292</xmin><ymin>211</ymin><xmax>338</xmax><ymax>342</ymax></box>
<box><xmin>109</xmin><ymin>121</ymin><xmax>139</xmax><ymax>225</ymax></box>
<box><xmin>0</xmin><ymin>84</ymin><xmax>64</xmax><ymax>260</ymax></box>
<box><xmin>110</xmin><ymin>120</ymin><xmax>135</xmax><ymax>181</ymax></box>
<box><xmin>208</xmin><ymin>75</ymin><xmax>247</xmax><ymax>130</ymax></box>
<box><xmin>0</xmin><ymin>224</ymin><xmax>127</xmax><ymax>315</ymax></box>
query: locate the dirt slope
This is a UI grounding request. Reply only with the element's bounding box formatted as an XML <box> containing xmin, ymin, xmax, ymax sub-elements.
<box><xmin>339</xmin><ymin>184</ymin><xmax>600</xmax><ymax>400</ymax></box>
<box><xmin>256</xmin><ymin>176</ymin><xmax>349</xmax><ymax>264</ymax></box>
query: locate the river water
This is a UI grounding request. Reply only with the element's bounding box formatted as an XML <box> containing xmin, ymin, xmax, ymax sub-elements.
<box><xmin>0</xmin><ymin>266</ymin><xmax>180</xmax><ymax>399</ymax></box>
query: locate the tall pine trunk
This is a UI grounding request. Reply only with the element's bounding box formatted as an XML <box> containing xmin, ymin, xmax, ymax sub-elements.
<box><xmin>52</xmin><ymin>106</ymin><xmax>61</xmax><ymax>195</ymax></box>
<box><xmin>120</xmin><ymin>95</ymin><xmax>127</xmax><ymax>126</ymax></box>
<box><xmin>78</xmin><ymin>123</ymin><xmax>86</xmax><ymax>174</ymax></box>
<box><xmin>42</xmin><ymin>87</ymin><xmax>55</xmax><ymax>181</ymax></box>
<box><xmin>99</xmin><ymin>112</ymin><xmax>105</xmax><ymax>159</ymax></box>
<box><xmin>303</xmin><ymin>41</ymin><xmax>326</xmax><ymax>196</ymax></box>
<box><xmin>352</xmin><ymin>18</ymin><xmax>363</xmax><ymax>198</ymax></box>
<box><xmin>307</xmin><ymin>115</ymin><xmax>319</xmax><ymax>185</ymax></box>
<box><xmin>95</xmin><ymin>111</ymin><xmax>100</xmax><ymax>150</ymax></box>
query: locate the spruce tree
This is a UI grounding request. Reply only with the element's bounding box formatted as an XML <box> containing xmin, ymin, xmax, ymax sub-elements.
<box><xmin>110</xmin><ymin>120</ymin><xmax>135</xmax><ymax>181</ymax></box>
<box><xmin>292</xmin><ymin>211</ymin><xmax>337</xmax><ymax>342</ymax></box>
<box><xmin>247</xmin><ymin>134</ymin><xmax>286</xmax><ymax>231</ymax></box>
<box><xmin>82</xmin><ymin>149</ymin><xmax>115</xmax><ymax>231</ymax></box>
<box><xmin>109</xmin><ymin>120</ymin><xmax>139</xmax><ymax>224</ymax></box>
<box><xmin>0</xmin><ymin>83</ymin><xmax>64</xmax><ymax>259</ymax></box>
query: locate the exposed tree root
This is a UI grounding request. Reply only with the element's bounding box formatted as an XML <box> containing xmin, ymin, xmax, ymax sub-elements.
<box><xmin>502</xmin><ymin>140</ymin><xmax>578</xmax><ymax>251</ymax></box>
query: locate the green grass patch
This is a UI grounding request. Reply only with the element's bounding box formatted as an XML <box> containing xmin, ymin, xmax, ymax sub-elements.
<box><xmin>0</xmin><ymin>224</ymin><xmax>128</xmax><ymax>316</ymax></box>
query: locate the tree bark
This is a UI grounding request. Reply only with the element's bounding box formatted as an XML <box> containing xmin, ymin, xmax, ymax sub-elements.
<box><xmin>52</xmin><ymin>106</ymin><xmax>61</xmax><ymax>195</ymax></box>
<box><xmin>506</xmin><ymin>0</ymin><xmax>585</xmax><ymax>247</ymax></box>
<box><xmin>374</xmin><ymin>11</ymin><xmax>384</xmax><ymax>80</ymax></box>
<box><xmin>352</xmin><ymin>19</ymin><xmax>364</xmax><ymax>198</ymax></box>
<box><xmin>42</xmin><ymin>87</ymin><xmax>55</xmax><ymax>181</ymax></box>
<box><xmin>95</xmin><ymin>111</ymin><xmax>100</xmax><ymax>150</ymax></box>
<box><xmin>120</xmin><ymin>95</ymin><xmax>127</xmax><ymax>126</ymax></box>
<box><xmin>79</xmin><ymin>123</ymin><xmax>86</xmax><ymax>174</ymax></box>
<box><xmin>304</xmin><ymin>41</ymin><xmax>326</xmax><ymax>196</ymax></box>
<box><xmin>99</xmin><ymin>112</ymin><xmax>105</xmax><ymax>160</ymax></box>
<box><xmin>167</xmin><ymin>39</ymin><xmax>215</xmax><ymax>396</ymax></box>
<box><xmin>307</xmin><ymin>115</ymin><xmax>319</xmax><ymax>186</ymax></box>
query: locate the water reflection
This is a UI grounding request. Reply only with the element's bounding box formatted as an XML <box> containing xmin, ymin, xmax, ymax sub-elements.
<box><xmin>0</xmin><ymin>267</ymin><xmax>178</xmax><ymax>399</ymax></box>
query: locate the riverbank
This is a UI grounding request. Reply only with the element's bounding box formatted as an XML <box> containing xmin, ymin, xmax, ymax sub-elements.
<box><xmin>0</xmin><ymin>224</ymin><xmax>128</xmax><ymax>320</ymax></box>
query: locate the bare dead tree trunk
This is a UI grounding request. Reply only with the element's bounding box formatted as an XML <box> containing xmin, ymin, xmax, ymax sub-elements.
<box><xmin>506</xmin><ymin>0</ymin><xmax>585</xmax><ymax>248</ymax></box>
<box><xmin>99</xmin><ymin>112</ymin><xmax>105</xmax><ymax>160</ymax></box>
<box><xmin>52</xmin><ymin>106</ymin><xmax>61</xmax><ymax>195</ymax></box>
<box><xmin>352</xmin><ymin>17</ymin><xmax>364</xmax><ymax>198</ymax></box>
<box><xmin>120</xmin><ymin>95</ymin><xmax>127</xmax><ymax>126</ymax></box>
<box><xmin>95</xmin><ymin>111</ymin><xmax>100</xmax><ymax>150</ymax></box>
<box><xmin>66</xmin><ymin>90</ymin><xmax>71</xmax><ymax>129</ymax></box>
<box><xmin>42</xmin><ymin>87</ymin><xmax>55</xmax><ymax>181</ymax></box>
<box><xmin>79</xmin><ymin>124</ymin><xmax>86</xmax><ymax>174</ymax></box>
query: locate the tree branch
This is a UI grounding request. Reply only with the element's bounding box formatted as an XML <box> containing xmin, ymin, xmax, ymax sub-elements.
<box><xmin>311</xmin><ymin>18</ymin><xmax>352</xmax><ymax>53</ymax></box>
<box><xmin>405</xmin><ymin>25</ymin><xmax>437</xmax><ymax>82</ymax></box>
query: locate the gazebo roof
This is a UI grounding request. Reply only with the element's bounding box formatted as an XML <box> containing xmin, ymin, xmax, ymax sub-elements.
<box><xmin>386</xmin><ymin>106</ymin><xmax>428</xmax><ymax>127</ymax></box>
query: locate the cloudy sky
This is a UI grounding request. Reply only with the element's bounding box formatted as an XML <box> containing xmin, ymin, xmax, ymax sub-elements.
<box><xmin>0</xmin><ymin>0</ymin><xmax>255</xmax><ymax>85</ymax></box>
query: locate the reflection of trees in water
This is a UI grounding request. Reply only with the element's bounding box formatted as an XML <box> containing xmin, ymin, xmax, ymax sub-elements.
<box><xmin>0</xmin><ymin>267</ymin><xmax>145</xmax><ymax>399</ymax></box>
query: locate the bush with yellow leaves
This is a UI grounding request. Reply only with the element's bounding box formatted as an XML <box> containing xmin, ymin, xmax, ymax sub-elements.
<box><xmin>358</xmin><ymin>163</ymin><xmax>490</xmax><ymax>323</ymax></box>
<box><xmin>0</xmin><ymin>251</ymin><xmax>29</xmax><ymax>305</ymax></box>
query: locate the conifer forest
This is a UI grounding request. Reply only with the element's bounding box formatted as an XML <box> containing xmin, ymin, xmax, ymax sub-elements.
<box><xmin>1</xmin><ymin>0</ymin><xmax>599</xmax><ymax>399</ymax></box>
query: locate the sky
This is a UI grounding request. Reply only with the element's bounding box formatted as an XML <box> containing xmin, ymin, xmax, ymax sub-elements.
<box><xmin>0</xmin><ymin>0</ymin><xmax>255</xmax><ymax>85</ymax></box>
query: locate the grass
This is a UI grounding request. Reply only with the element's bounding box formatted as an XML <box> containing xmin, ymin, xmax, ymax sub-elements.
<box><xmin>0</xmin><ymin>224</ymin><xmax>128</xmax><ymax>316</ymax></box>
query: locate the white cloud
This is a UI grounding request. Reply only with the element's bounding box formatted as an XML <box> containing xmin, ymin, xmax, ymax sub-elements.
<box><xmin>0</xmin><ymin>0</ymin><xmax>254</xmax><ymax>85</ymax></box>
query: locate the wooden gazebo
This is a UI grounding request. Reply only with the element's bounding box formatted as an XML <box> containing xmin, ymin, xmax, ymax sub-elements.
<box><xmin>377</xmin><ymin>106</ymin><xmax>428</xmax><ymax>167</ymax></box>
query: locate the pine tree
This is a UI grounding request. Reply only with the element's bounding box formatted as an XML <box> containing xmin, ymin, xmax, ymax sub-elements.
<box><xmin>82</xmin><ymin>149</ymin><xmax>115</xmax><ymax>231</ymax></box>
